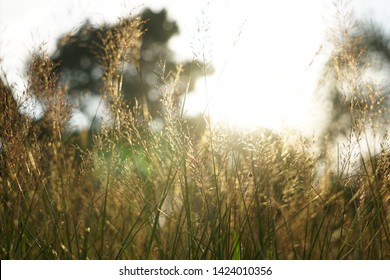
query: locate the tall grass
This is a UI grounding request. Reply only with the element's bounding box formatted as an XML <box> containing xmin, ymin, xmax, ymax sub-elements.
<box><xmin>0</xmin><ymin>7</ymin><xmax>389</xmax><ymax>260</ymax></box>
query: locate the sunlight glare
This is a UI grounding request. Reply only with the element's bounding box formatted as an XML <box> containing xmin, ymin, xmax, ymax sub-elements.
<box><xmin>183</xmin><ymin>0</ymin><xmax>326</xmax><ymax>133</ymax></box>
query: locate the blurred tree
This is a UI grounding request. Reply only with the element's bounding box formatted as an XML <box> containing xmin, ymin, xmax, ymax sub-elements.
<box><xmin>0</xmin><ymin>77</ymin><xmax>20</xmax><ymax>135</ymax></box>
<box><xmin>49</xmin><ymin>8</ymin><xmax>212</xmax><ymax>129</ymax></box>
<box><xmin>317</xmin><ymin>11</ymin><xmax>390</xmax><ymax>155</ymax></box>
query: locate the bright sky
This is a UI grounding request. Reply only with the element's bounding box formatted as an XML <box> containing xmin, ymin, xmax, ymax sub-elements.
<box><xmin>1</xmin><ymin>0</ymin><xmax>390</xmax><ymax>135</ymax></box>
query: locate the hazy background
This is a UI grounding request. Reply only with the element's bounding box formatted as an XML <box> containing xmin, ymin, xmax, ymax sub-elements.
<box><xmin>1</xmin><ymin>0</ymin><xmax>390</xmax><ymax>134</ymax></box>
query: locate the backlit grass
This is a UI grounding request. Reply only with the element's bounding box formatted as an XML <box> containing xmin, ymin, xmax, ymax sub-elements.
<box><xmin>0</xmin><ymin>5</ymin><xmax>389</xmax><ymax>260</ymax></box>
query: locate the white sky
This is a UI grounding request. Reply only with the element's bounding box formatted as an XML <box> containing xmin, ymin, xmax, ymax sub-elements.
<box><xmin>1</xmin><ymin>0</ymin><xmax>390</xmax><ymax>134</ymax></box>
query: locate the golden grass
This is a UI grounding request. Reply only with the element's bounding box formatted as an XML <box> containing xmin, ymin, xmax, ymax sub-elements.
<box><xmin>0</xmin><ymin>7</ymin><xmax>389</xmax><ymax>260</ymax></box>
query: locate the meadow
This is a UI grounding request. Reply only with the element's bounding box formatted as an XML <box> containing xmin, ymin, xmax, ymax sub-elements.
<box><xmin>0</xmin><ymin>6</ymin><xmax>389</xmax><ymax>260</ymax></box>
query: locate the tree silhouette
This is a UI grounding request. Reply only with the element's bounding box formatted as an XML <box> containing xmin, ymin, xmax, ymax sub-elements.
<box><xmin>47</xmin><ymin>8</ymin><xmax>212</xmax><ymax>130</ymax></box>
<box><xmin>317</xmin><ymin>11</ymin><xmax>390</xmax><ymax>154</ymax></box>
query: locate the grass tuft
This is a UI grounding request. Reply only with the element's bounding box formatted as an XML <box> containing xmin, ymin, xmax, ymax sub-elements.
<box><xmin>0</xmin><ymin>4</ymin><xmax>389</xmax><ymax>259</ymax></box>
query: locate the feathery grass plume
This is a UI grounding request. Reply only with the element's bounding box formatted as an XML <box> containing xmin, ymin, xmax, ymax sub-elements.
<box><xmin>95</xmin><ymin>16</ymin><xmax>143</xmax><ymax>105</ymax></box>
<box><xmin>318</xmin><ymin>0</ymin><xmax>389</xmax><ymax>156</ymax></box>
<box><xmin>313</xmin><ymin>0</ymin><xmax>390</xmax><ymax>258</ymax></box>
<box><xmin>1</xmin><ymin>2</ymin><xmax>389</xmax><ymax>260</ymax></box>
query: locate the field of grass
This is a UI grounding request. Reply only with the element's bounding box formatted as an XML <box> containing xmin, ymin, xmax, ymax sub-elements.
<box><xmin>1</xmin><ymin>8</ymin><xmax>389</xmax><ymax>260</ymax></box>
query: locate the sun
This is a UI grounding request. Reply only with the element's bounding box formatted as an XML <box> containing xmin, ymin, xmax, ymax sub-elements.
<box><xmin>181</xmin><ymin>0</ymin><xmax>326</xmax><ymax>134</ymax></box>
<box><xmin>194</xmin><ymin>67</ymin><xmax>315</xmax><ymax>133</ymax></box>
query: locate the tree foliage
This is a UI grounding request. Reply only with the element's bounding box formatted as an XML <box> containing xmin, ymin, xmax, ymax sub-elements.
<box><xmin>318</xmin><ymin>10</ymin><xmax>390</xmax><ymax>145</ymax></box>
<box><xmin>48</xmin><ymin>8</ymin><xmax>212</xmax><ymax>129</ymax></box>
